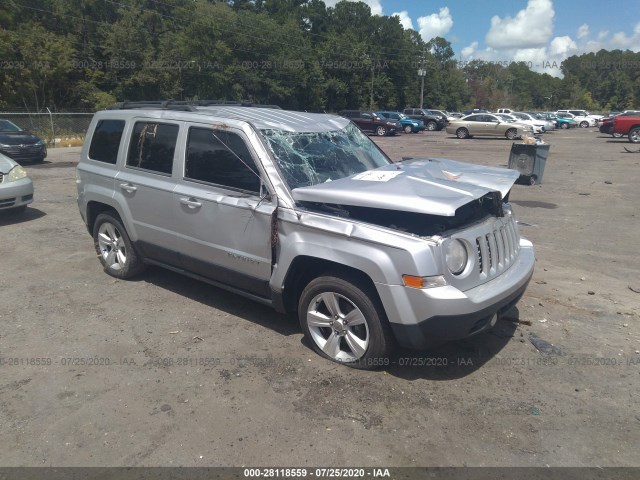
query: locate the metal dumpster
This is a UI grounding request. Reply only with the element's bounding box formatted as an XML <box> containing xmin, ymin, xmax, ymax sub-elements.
<box><xmin>508</xmin><ymin>143</ymin><xmax>550</xmax><ymax>185</ymax></box>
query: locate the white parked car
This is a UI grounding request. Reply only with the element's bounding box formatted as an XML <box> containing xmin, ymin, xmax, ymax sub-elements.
<box><xmin>555</xmin><ymin>110</ymin><xmax>599</xmax><ymax>128</ymax></box>
<box><xmin>494</xmin><ymin>113</ymin><xmax>535</xmax><ymax>132</ymax></box>
<box><xmin>506</xmin><ymin>112</ymin><xmax>546</xmax><ymax>133</ymax></box>
<box><xmin>0</xmin><ymin>152</ymin><xmax>34</xmax><ymax>213</ymax></box>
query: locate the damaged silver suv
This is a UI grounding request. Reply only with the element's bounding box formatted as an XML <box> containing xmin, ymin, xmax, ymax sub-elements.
<box><xmin>77</xmin><ymin>101</ymin><xmax>535</xmax><ymax>369</ymax></box>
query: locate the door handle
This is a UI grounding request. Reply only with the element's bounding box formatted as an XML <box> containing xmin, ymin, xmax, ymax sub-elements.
<box><xmin>179</xmin><ymin>197</ymin><xmax>202</xmax><ymax>209</ymax></box>
<box><xmin>119</xmin><ymin>183</ymin><xmax>137</xmax><ymax>193</ymax></box>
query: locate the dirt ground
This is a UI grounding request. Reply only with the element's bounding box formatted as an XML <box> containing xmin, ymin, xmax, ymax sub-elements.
<box><xmin>0</xmin><ymin>127</ymin><xmax>638</xmax><ymax>468</ymax></box>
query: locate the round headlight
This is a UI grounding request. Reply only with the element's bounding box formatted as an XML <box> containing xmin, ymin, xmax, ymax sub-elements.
<box><xmin>445</xmin><ymin>239</ymin><xmax>468</xmax><ymax>275</ymax></box>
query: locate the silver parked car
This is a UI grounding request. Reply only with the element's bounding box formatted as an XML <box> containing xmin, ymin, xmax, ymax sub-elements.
<box><xmin>0</xmin><ymin>152</ymin><xmax>34</xmax><ymax>213</ymax></box>
<box><xmin>446</xmin><ymin>113</ymin><xmax>534</xmax><ymax>139</ymax></box>
<box><xmin>77</xmin><ymin>101</ymin><xmax>535</xmax><ymax>369</ymax></box>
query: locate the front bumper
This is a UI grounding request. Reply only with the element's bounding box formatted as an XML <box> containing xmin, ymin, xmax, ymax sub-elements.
<box><xmin>0</xmin><ymin>177</ymin><xmax>34</xmax><ymax>210</ymax></box>
<box><xmin>377</xmin><ymin>240</ymin><xmax>535</xmax><ymax>349</ymax></box>
<box><xmin>0</xmin><ymin>145</ymin><xmax>47</xmax><ymax>163</ymax></box>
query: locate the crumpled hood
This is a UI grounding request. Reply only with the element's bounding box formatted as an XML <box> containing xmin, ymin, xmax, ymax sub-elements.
<box><xmin>0</xmin><ymin>153</ymin><xmax>18</xmax><ymax>173</ymax></box>
<box><xmin>0</xmin><ymin>132</ymin><xmax>42</xmax><ymax>145</ymax></box>
<box><xmin>291</xmin><ymin>158</ymin><xmax>519</xmax><ymax>217</ymax></box>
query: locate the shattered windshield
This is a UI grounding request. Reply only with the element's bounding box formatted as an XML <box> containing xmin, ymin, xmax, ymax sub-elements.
<box><xmin>260</xmin><ymin>123</ymin><xmax>391</xmax><ymax>189</ymax></box>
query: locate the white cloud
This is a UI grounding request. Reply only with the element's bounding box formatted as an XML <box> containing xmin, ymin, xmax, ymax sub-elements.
<box><xmin>417</xmin><ymin>7</ymin><xmax>453</xmax><ymax>42</ymax></box>
<box><xmin>322</xmin><ymin>0</ymin><xmax>383</xmax><ymax>16</ymax></box>
<box><xmin>461</xmin><ymin>41</ymin><xmax>478</xmax><ymax>58</ymax></box>
<box><xmin>577</xmin><ymin>24</ymin><xmax>589</xmax><ymax>39</ymax></box>
<box><xmin>392</xmin><ymin>10</ymin><xmax>414</xmax><ymax>30</ymax></box>
<box><xmin>485</xmin><ymin>0</ymin><xmax>554</xmax><ymax>49</ymax></box>
<box><xmin>548</xmin><ymin>36</ymin><xmax>577</xmax><ymax>56</ymax></box>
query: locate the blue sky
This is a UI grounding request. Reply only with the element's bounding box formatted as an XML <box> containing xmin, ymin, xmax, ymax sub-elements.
<box><xmin>324</xmin><ymin>0</ymin><xmax>640</xmax><ymax>77</ymax></box>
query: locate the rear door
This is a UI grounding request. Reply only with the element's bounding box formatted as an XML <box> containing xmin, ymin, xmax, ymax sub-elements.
<box><xmin>171</xmin><ymin>123</ymin><xmax>275</xmax><ymax>298</ymax></box>
<box><xmin>357</xmin><ymin>112</ymin><xmax>374</xmax><ymax>133</ymax></box>
<box><xmin>115</xmin><ymin>119</ymin><xmax>182</xmax><ymax>265</ymax></box>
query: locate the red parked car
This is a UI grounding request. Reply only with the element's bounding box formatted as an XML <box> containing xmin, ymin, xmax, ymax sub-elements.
<box><xmin>613</xmin><ymin>112</ymin><xmax>640</xmax><ymax>143</ymax></box>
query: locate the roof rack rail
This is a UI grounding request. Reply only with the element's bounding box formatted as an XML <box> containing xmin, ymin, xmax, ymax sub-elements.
<box><xmin>106</xmin><ymin>100</ymin><xmax>281</xmax><ymax>111</ymax></box>
<box><xmin>107</xmin><ymin>100</ymin><xmax>196</xmax><ymax>111</ymax></box>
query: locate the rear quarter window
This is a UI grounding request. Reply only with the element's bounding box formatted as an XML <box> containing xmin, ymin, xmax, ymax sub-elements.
<box><xmin>88</xmin><ymin>120</ymin><xmax>125</xmax><ymax>164</ymax></box>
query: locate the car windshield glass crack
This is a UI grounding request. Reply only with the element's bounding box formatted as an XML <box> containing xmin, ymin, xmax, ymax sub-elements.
<box><xmin>260</xmin><ymin>123</ymin><xmax>390</xmax><ymax>189</ymax></box>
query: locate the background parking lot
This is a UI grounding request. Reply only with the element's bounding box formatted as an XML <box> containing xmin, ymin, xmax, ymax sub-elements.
<box><xmin>0</xmin><ymin>128</ymin><xmax>638</xmax><ymax>467</ymax></box>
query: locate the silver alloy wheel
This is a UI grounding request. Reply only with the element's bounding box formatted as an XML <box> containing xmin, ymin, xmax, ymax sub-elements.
<box><xmin>97</xmin><ymin>222</ymin><xmax>127</xmax><ymax>271</ymax></box>
<box><xmin>629</xmin><ymin>128</ymin><xmax>640</xmax><ymax>143</ymax></box>
<box><xmin>306</xmin><ymin>292</ymin><xmax>369</xmax><ymax>362</ymax></box>
<box><xmin>426</xmin><ymin>121</ymin><xmax>437</xmax><ymax>131</ymax></box>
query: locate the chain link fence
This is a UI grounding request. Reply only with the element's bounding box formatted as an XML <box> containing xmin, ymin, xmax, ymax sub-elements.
<box><xmin>0</xmin><ymin>112</ymin><xmax>94</xmax><ymax>147</ymax></box>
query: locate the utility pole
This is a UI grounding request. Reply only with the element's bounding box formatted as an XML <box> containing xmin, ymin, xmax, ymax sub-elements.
<box><xmin>418</xmin><ymin>53</ymin><xmax>427</xmax><ymax>109</ymax></box>
<box><xmin>370</xmin><ymin>61</ymin><xmax>375</xmax><ymax>110</ymax></box>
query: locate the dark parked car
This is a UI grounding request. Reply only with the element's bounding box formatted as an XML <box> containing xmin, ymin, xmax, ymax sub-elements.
<box><xmin>402</xmin><ymin>108</ymin><xmax>447</xmax><ymax>131</ymax></box>
<box><xmin>376</xmin><ymin>111</ymin><xmax>423</xmax><ymax>133</ymax></box>
<box><xmin>339</xmin><ymin>110</ymin><xmax>401</xmax><ymax>136</ymax></box>
<box><xmin>0</xmin><ymin>119</ymin><xmax>47</xmax><ymax>163</ymax></box>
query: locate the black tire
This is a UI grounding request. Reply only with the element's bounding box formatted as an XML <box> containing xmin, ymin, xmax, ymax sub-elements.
<box><xmin>456</xmin><ymin>127</ymin><xmax>469</xmax><ymax>139</ymax></box>
<box><xmin>298</xmin><ymin>274</ymin><xmax>394</xmax><ymax>369</ymax></box>
<box><xmin>93</xmin><ymin>212</ymin><xmax>146</xmax><ymax>279</ymax></box>
<box><xmin>579</xmin><ymin>121</ymin><xmax>589</xmax><ymax>128</ymax></box>
<box><xmin>403</xmin><ymin>125</ymin><xmax>412</xmax><ymax>134</ymax></box>
<box><xmin>375</xmin><ymin>126</ymin><xmax>387</xmax><ymax>136</ymax></box>
<box><xmin>628</xmin><ymin>127</ymin><xmax>640</xmax><ymax>144</ymax></box>
<box><xmin>505</xmin><ymin>128</ymin><xmax>518</xmax><ymax>140</ymax></box>
<box><xmin>561</xmin><ymin>123</ymin><xmax>569</xmax><ymax>129</ymax></box>
<box><xmin>426</xmin><ymin>120</ymin><xmax>437</xmax><ymax>131</ymax></box>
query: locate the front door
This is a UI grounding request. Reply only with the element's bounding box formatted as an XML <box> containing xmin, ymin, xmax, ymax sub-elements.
<box><xmin>172</xmin><ymin>124</ymin><xmax>275</xmax><ymax>299</ymax></box>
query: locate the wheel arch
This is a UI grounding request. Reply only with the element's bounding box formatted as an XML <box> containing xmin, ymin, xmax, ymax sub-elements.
<box><xmin>278</xmin><ymin>256</ymin><xmax>382</xmax><ymax>315</ymax></box>
<box><xmin>86</xmin><ymin>201</ymin><xmax>122</xmax><ymax>234</ymax></box>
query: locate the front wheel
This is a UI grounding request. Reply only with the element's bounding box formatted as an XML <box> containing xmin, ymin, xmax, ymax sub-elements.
<box><xmin>629</xmin><ymin>127</ymin><xmax>640</xmax><ymax>144</ymax></box>
<box><xmin>456</xmin><ymin>127</ymin><xmax>469</xmax><ymax>139</ymax></box>
<box><xmin>403</xmin><ymin>125</ymin><xmax>412</xmax><ymax>134</ymax></box>
<box><xmin>505</xmin><ymin>128</ymin><xmax>518</xmax><ymax>140</ymax></box>
<box><xmin>613</xmin><ymin>132</ymin><xmax>623</xmax><ymax>138</ymax></box>
<box><xmin>561</xmin><ymin>123</ymin><xmax>569</xmax><ymax>129</ymax></box>
<box><xmin>375</xmin><ymin>126</ymin><xmax>387</xmax><ymax>136</ymax></box>
<box><xmin>298</xmin><ymin>275</ymin><xmax>394</xmax><ymax>369</ymax></box>
<box><xmin>579</xmin><ymin>121</ymin><xmax>589</xmax><ymax>128</ymax></box>
<box><xmin>93</xmin><ymin>212</ymin><xmax>146</xmax><ymax>279</ymax></box>
<box><xmin>426</xmin><ymin>120</ymin><xmax>437</xmax><ymax>131</ymax></box>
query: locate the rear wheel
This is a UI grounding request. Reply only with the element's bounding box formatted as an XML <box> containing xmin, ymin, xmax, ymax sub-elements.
<box><xmin>561</xmin><ymin>123</ymin><xmax>569</xmax><ymax>129</ymax></box>
<box><xmin>93</xmin><ymin>212</ymin><xmax>146</xmax><ymax>279</ymax></box>
<box><xmin>375</xmin><ymin>126</ymin><xmax>387</xmax><ymax>136</ymax></box>
<box><xmin>505</xmin><ymin>128</ymin><xmax>518</xmax><ymax>140</ymax></box>
<box><xmin>456</xmin><ymin>127</ymin><xmax>469</xmax><ymax>139</ymax></box>
<box><xmin>298</xmin><ymin>275</ymin><xmax>394</xmax><ymax>369</ymax></box>
<box><xmin>629</xmin><ymin>127</ymin><xmax>640</xmax><ymax>144</ymax></box>
<box><xmin>613</xmin><ymin>132</ymin><xmax>623</xmax><ymax>138</ymax></box>
<box><xmin>426</xmin><ymin>121</ymin><xmax>437</xmax><ymax>131</ymax></box>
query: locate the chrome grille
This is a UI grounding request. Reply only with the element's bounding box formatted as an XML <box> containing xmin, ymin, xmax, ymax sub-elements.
<box><xmin>0</xmin><ymin>172</ymin><xmax>3</xmax><ymax>183</ymax></box>
<box><xmin>476</xmin><ymin>217</ymin><xmax>519</xmax><ymax>277</ymax></box>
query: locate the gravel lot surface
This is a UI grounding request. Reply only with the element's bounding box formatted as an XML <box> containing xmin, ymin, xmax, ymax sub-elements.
<box><xmin>0</xmin><ymin>127</ymin><xmax>638</xmax><ymax>467</ymax></box>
